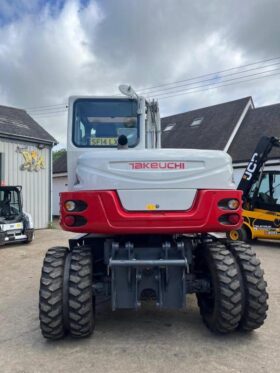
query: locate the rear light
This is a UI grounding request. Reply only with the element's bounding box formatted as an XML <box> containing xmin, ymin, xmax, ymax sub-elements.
<box><xmin>65</xmin><ymin>200</ymin><xmax>76</xmax><ymax>212</ymax></box>
<box><xmin>64</xmin><ymin>200</ymin><xmax>87</xmax><ymax>212</ymax></box>
<box><xmin>227</xmin><ymin>214</ymin><xmax>240</xmax><ymax>225</ymax></box>
<box><xmin>64</xmin><ymin>215</ymin><xmax>87</xmax><ymax>227</ymax></box>
<box><xmin>64</xmin><ymin>215</ymin><xmax>75</xmax><ymax>226</ymax></box>
<box><xmin>219</xmin><ymin>213</ymin><xmax>241</xmax><ymax>225</ymax></box>
<box><xmin>227</xmin><ymin>199</ymin><xmax>240</xmax><ymax>210</ymax></box>
<box><xmin>218</xmin><ymin>198</ymin><xmax>240</xmax><ymax>210</ymax></box>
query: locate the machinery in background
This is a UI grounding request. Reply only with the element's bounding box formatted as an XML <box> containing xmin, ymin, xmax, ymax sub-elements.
<box><xmin>0</xmin><ymin>186</ymin><xmax>34</xmax><ymax>245</ymax></box>
<box><xmin>228</xmin><ymin>136</ymin><xmax>280</xmax><ymax>241</ymax></box>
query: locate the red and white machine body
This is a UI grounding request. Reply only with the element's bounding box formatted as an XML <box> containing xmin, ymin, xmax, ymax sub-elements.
<box><xmin>39</xmin><ymin>87</ymin><xmax>268</xmax><ymax>340</ymax></box>
<box><xmin>60</xmin><ymin>91</ymin><xmax>242</xmax><ymax>234</ymax></box>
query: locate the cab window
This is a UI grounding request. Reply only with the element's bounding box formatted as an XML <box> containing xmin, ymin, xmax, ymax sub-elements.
<box><xmin>251</xmin><ymin>172</ymin><xmax>280</xmax><ymax>211</ymax></box>
<box><xmin>73</xmin><ymin>98</ymin><xmax>139</xmax><ymax>148</ymax></box>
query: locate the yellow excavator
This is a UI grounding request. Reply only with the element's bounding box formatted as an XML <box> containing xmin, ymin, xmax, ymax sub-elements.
<box><xmin>228</xmin><ymin>136</ymin><xmax>280</xmax><ymax>241</ymax></box>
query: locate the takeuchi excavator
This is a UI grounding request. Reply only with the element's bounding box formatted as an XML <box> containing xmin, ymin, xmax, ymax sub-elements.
<box><xmin>39</xmin><ymin>85</ymin><xmax>268</xmax><ymax>339</ymax></box>
<box><xmin>228</xmin><ymin>136</ymin><xmax>280</xmax><ymax>241</ymax></box>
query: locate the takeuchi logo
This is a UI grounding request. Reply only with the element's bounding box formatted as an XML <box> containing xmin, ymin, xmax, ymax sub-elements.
<box><xmin>129</xmin><ymin>162</ymin><xmax>186</xmax><ymax>170</ymax></box>
<box><xmin>17</xmin><ymin>147</ymin><xmax>45</xmax><ymax>172</ymax></box>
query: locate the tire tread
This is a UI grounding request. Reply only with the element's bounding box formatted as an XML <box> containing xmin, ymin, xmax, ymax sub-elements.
<box><xmin>39</xmin><ymin>246</ymin><xmax>68</xmax><ymax>340</ymax></box>
<box><xmin>68</xmin><ymin>246</ymin><xmax>94</xmax><ymax>338</ymax></box>
<box><xmin>197</xmin><ymin>243</ymin><xmax>243</xmax><ymax>333</ymax></box>
<box><xmin>227</xmin><ymin>242</ymin><xmax>268</xmax><ymax>331</ymax></box>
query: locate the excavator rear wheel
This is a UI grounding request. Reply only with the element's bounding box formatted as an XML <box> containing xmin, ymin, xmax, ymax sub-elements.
<box><xmin>39</xmin><ymin>245</ymin><xmax>95</xmax><ymax>340</ymax></box>
<box><xmin>39</xmin><ymin>246</ymin><xmax>69</xmax><ymax>340</ymax></box>
<box><xmin>196</xmin><ymin>243</ymin><xmax>243</xmax><ymax>333</ymax></box>
<box><xmin>227</xmin><ymin>241</ymin><xmax>268</xmax><ymax>331</ymax></box>
<box><xmin>67</xmin><ymin>246</ymin><xmax>95</xmax><ymax>338</ymax></box>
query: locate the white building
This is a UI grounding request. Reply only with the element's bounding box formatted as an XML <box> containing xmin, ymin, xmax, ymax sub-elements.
<box><xmin>0</xmin><ymin>104</ymin><xmax>57</xmax><ymax>228</ymax></box>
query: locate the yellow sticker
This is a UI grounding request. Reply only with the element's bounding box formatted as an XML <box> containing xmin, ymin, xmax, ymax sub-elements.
<box><xmin>90</xmin><ymin>137</ymin><xmax>118</xmax><ymax>146</ymax></box>
<box><xmin>146</xmin><ymin>204</ymin><xmax>157</xmax><ymax>211</ymax></box>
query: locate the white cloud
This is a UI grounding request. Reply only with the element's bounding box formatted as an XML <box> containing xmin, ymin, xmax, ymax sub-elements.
<box><xmin>0</xmin><ymin>0</ymin><xmax>104</xmax><ymax>145</ymax></box>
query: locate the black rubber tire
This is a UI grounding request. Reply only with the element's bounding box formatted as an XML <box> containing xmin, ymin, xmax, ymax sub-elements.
<box><xmin>68</xmin><ymin>246</ymin><xmax>95</xmax><ymax>338</ymax></box>
<box><xmin>226</xmin><ymin>226</ymin><xmax>248</xmax><ymax>242</ymax></box>
<box><xmin>196</xmin><ymin>243</ymin><xmax>243</xmax><ymax>333</ymax></box>
<box><xmin>227</xmin><ymin>241</ymin><xmax>268</xmax><ymax>331</ymax></box>
<box><xmin>39</xmin><ymin>246</ymin><xmax>69</xmax><ymax>340</ymax></box>
<box><xmin>25</xmin><ymin>229</ymin><xmax>34</xmax><ymax>244</ymax></box>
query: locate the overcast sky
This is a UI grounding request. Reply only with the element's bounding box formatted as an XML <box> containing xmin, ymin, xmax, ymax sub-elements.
<box><xmin>1</xmin><ymin>0</ymin><xmax>280</xmax><ymax>148</ymax></box>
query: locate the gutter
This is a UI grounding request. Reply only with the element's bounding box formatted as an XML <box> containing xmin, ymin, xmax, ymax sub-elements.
<box><xmin>223</xmin><ymin>98</ymin><xmax>254</xmax><ymax>152</ymax></box>
<box><xmin>0</xmin><ymin>132</ymin><xmax>58</xmax><ymax>146</ymax></box>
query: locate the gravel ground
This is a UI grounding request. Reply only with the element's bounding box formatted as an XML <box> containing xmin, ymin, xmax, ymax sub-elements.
<box><xmin>0</xmin><ymin>229</ymin><xmax>279</xmax><ymax>373</ymax></box>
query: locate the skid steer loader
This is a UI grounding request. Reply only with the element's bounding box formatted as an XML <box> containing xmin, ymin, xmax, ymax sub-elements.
<box><xmin>39</xmin><ymin>86</ymin><xmax>268</xmax><ymax>339</ymax></box>
<box><xmin>0</xmin><ymin>186</ymin><xmax>34</xmax><ymax>245</ymax></box>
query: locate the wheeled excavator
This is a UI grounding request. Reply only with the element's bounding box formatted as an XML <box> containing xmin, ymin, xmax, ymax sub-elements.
<box><xmin>39</xmin><ymin>86</ymin><xmax>268</xmax><ymax>339</ymax></box>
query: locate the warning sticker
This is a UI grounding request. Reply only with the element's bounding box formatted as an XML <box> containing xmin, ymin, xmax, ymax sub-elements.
<box><xmin>90</xmin><ymin>137</ymin><xmax>118</xmax><ymax>146</ymax></box>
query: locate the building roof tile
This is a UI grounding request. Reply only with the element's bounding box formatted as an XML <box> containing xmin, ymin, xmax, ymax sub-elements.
<box><xmin>161</xmin><ymin>97</ymin><xmax>252</xmax><ymax>151</ymax></box>
<box><xmin>228</xmin><ymin>103</ymin><xmax>280</xmax><ymax>162</ymax></box>
<box><xmin>0</xmin><ymin>104</ymin><xmax>57</xmax><ymax>145</ymax></box>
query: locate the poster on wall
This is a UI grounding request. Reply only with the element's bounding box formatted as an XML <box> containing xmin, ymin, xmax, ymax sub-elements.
<box><xmin>17</xmin><ymin>147</ymin><xmax>45</xmax><ymax>172</ymax></box>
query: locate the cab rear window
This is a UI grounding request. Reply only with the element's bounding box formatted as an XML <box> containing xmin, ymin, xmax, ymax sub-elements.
<box><xmin>72</xmin><ymin>98</ymin><xmax>139</xmax><ymax>148</ymax></box>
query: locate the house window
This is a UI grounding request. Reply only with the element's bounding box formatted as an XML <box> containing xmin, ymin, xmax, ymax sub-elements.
<box><xmin>190</xmin><ymin>117</ymin><xmax>203</xmax><ymax>127</ymax></box>
<box><xmin>163</xmin><ymin>123</ymin><xmax>176</xmax><ymax>132</ymax></box>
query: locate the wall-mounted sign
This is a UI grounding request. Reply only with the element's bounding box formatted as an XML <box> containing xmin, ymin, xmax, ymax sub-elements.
<box><xmin>17</xmin><ymin>147</ymin><xmax>45</xmax><ymax>172</ymax></box>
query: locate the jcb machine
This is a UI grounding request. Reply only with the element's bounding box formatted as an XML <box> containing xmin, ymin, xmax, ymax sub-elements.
<box><xmin>39</xmin><ymin>86</ymin><xmax>268</xmax><ymax>339</ymax></box>
<box><xmin>228</xmin><ymin>136</ymin><xmax>280</xmax><ymax>241</ymax></box>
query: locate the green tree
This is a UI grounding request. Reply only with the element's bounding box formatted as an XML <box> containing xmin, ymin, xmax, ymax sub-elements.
<box><xmin>53</xmin><ymin>148</ymin><xmax>66</xmax><ymax>162</ymax></box>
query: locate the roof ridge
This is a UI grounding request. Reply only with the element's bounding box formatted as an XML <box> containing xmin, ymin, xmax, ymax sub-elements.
<box><xmin>253</xmin><ymin>102</ymin><xmax>280</xmax><ymax>110</ymax></box>
<box><xmin>162</xmin><ymin>96</ymin><xmax>252</xmax><ymax>120</ymax></box>
<box><xmin>0</xmin><ymin>104</ymin><xmax>25</xmax><ymax>112</ymax></box>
